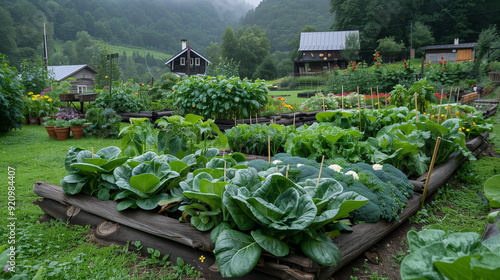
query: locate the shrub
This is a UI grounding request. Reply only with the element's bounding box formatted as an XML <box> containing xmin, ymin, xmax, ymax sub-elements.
<box><xmin>0</xmin><ymin>54</ymin><xmax>25</xmax><ymax>133</ymax></box>
<box><xmin>173</xmin><ymin>75</ymin><xmax>268</xmax><ymax>120</ymax></box>
<box><xmin>93</xmin><ymin>82</ymin><xmax>147</xmax><ymax>113</ymax></box>
<box><xmin>84</xmin><ymin>107</ymin><xmax>122</xmax><ymax>137</ymax></box>
<box><xmin>56</xmin><ymin>107</ymin><xmax>85</xmax><ymax>120</ymax></box>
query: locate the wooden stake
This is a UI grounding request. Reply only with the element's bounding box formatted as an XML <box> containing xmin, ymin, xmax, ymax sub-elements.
<box><xmin>223</xmin><ymin>151</ymin><xmax>226</xmax><ymax>182</ymax></box>
<box><xmin>415</xmin><ymin>92</ymin><xmax>418</xmax><ymax>123</ymax></box>
<box><xmin>456</xmin><ymin>89</ymin><xmax>461</xmax><ymax>106</ymax></box>
<box><xmin>341</xmin><ymin>85</ymin><xmax>344</xmax><ymax>109</ymax></box>
<box><xmin>316</xmin><ymin>156</ymin><xmax>325</xmax><ymax>186</ymax></box>
<box><xmin>91</xmin><ymin>147</ymin><xmax>94</xmax><ymax>158</ymax></box>
<box><xmin>421</xmin><ymin>137</ymin><xmax>442</xmax><ymax>206</ymax></box>
<box><xmin>371</xmin><ymin>87</ymin><xmax>374</xmax><ymax>108</ymax></box>
<box><xmin>357</xmin><ymin>87</ymin><xmax>361</xmax><ymax>132</ymax></box>
<box><xmin>322</xmin><ymin>91</ymin><xmax>325</xmax><ymax>111</ymax></box>
<box><xmin>276</xmin><ymin>165</ymin><xmax>279</xmax><ymax>173</ymax></box>
<box><xmin>448</xmin><ymin>86</ymin><xmax>453</xmax><ymax>118</ymax></box>
<box><xmin>255</xmin><ymin>113</ymin><xmax>258</xmax><ymax>124</ymax></box>
<box><xmin>249</xmin><ymin>115</ymin><xmax>252</xmax><ymax>125</ymax></box>
<box><xmin>377</xmin><ymin>86</ymin><xmax>380</xmax><ymax>110</ymax></box>
<box><xmin>286</xmin><ymin>164</ymin><xmax>290</xmax><ymax>178</ymax></box>
<box><xmin>437</xmin><ymin>89</ymin><xmax>444</xmax><ymax>124</ymax></box>
<box><xmin>293</xmin><ymin>113</ymin><xmax>296</xmax><ymax>127</ymax></box>
<box><xmin>234</xmin><ymin>116</ymin><xmax>237</xmax><ymax>127</ymax></box>
<box><xmin>268</xmin><ymin>135</ymin><xmax>271</xmax><ymax>164</ymax></box>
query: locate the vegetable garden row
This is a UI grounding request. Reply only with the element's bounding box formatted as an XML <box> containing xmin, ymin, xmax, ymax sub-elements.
<box><xmin>34</xmin><ymin>99</ymin><xmax>497</xmax><ymax>279</ymax></box>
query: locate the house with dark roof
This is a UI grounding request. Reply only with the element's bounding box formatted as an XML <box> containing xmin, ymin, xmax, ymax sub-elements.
<box><xmin>294</xmin><ymin>31</ymin><xmax>360</xmax><ymax>76</ymax></box>
<box><xmin>165</xmin><ymin>40</ymin><xmax>211</xmax><ymax>76</ymax></box>
<box><xmin>47</xmin><ymin>64</ymin><xmax>97</xmax><ymax>93</ymax></box>
<box><xmin>422</xmin><ymin>39</ymin><xmax>477</xmax><ymax>63</ymax></box>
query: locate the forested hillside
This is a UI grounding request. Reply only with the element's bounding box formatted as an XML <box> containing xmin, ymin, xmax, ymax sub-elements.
<box><xmin>0</xmin><ymin>0</ymin><xmax>252</xmax><ymax>66</ymax></box>
<box><xmin>240</xmin><ymin>0</ymin><xmax>334</xmax><ymax>52</ymax></box>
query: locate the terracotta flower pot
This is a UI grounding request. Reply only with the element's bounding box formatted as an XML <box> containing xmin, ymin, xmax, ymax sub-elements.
<box><xmin>70</xmin><ymin>126</ymin><xmax>85</xmax><ymax>139</ymax></box>
<box><xmin>45</xmin><ymin>126</ymin><xmax>57</xmax><ymax>138</ymax></box>
<box><xmin>54</xmin><ymin>127</ymin><xmax>70</xmax><ymax>141</ymax></box>
<box><xmin>29</xmin><ymin>116</ymin><xmax>40</xmax><ymax>125</ymax></box>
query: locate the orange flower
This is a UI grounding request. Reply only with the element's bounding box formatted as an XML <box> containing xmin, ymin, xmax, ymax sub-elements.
<box><xmin>456</xmin><ymin>111</ymin><xmax>459</xmax><ymax>116</ymax></box>
<box><xmin>473</xmin><ymin>122</ymin><xmax>476</xmax><ymax>126</ymax></box>
<box><xmin>135</xmin><ymin>92</ymin><xmax>138</xmax><ymax>95</ymax></box>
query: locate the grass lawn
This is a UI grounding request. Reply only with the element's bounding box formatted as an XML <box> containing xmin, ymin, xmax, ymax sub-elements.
<box><xmin>0</xmin><ymin>125</ymin><xmax>199</xmax><ymax>279</ymax></box>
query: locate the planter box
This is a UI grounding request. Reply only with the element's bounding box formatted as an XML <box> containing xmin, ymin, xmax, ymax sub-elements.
<box><xmin>32</xmin><ymin>133</ymin><xmax>490</xmax><ymax>279</ymax></box>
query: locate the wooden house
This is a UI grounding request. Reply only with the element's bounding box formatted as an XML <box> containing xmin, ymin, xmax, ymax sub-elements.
<box><xmin>47</xmin><ymin>64</ymin><xmax>97</xmax><ymax>93</ymax></box>
<box><xmin>294</xmin><ymin>31</ymin><xmax>360</xmax><ymax>76</ymax></box>
<box><xmin>165</xmin><ymin>40</ymin><xmax>210</xmax><ymax>76</ymax></box>
<box><xmin>422</xmin><ymin>39</ymin><xmax>477</xmax><ymax>63</ymax></box>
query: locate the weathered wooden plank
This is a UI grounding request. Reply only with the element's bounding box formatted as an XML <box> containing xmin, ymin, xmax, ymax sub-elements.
<box><xmin>319</xmin><ymin>194</ymin><xmax>423</xmax><ymax>279</ymax></box>
<box><xmin>33</xmin><ymin>181</ymin><xmax>214</xmax><ymax>252</ymax></box>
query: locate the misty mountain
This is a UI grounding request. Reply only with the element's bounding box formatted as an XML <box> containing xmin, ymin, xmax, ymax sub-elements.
<box><xmin>0</xmin><ymin>0</ymin><xmax>253</xmax><ymax>61</ymax></box>
<box><xmin>239</xmin><ymin>0</ymin><xmax>334</xmax><ymax>52</ymax></box>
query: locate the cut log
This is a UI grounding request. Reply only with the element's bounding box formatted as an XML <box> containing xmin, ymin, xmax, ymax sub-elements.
<box><xmin>33</xmin><ymin>181</ymin><xmax>214</xmax><ymax>252</ymax></box>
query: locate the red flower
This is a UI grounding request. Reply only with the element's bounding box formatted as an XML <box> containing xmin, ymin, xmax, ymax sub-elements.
<box><xmin>439</xmin><ymin>61</ymin><xmax>442</xmax><ymax>65</ymax></box>
<box><xmin>377</xmin><ymin>54</ymin><xmax>380</xmax><ymax>57</ymax></box>
<box><xmin>140</xmin><ymin>83</ymin><xmax>144</xmax><ymax>86</ymax></box>
<box><xmin>402</xmin><ymin>59</ymin><xmax>405</xmax><ymax>62</ymax></box>
<box><xmin>377</xmin><ymin>63</ymin><xmax>381</xmax><ymax>66</ymax></box>
<box><xmin>442</xmin><ymin>68</ymin><xmax>445</xmax><ymax>70</ymax></box>
<box><xmin>444</xmin><ymin>61</ymin><xmax>447</xmax><ymax>64</ymax></box>
<box><xmin>343</xmin><ymin>71</ymin><xmax>346</xmax><ymax>73</ymax></box>
<box><xmin>405</xmin><ymin>64</ymin><xmax>408</xmax><ymax>68</ymax></box>
<box><xmin>374</xmin><ymin>57</ymin><xmax>377</xmax><ymax>60</ymax></box>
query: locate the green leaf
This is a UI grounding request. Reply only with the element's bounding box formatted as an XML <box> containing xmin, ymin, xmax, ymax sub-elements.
<box><xmin>136</xmin><ymin>193</ymin><xmax>170</xmax><ymax>210</ymax></box>
<box><xmin>435</xmin><ymin>253</ymin><xmax>500</xmax><ymax>280</ymax></box>
<box><xmin>213</xmin><ymin>229</ymin><xmax>262</xmax><ymax>278</ymax></box>
<box><xmin>130</xmin><ymin>173</ymin><xmax>161</xmax><ymax>194</ymax></box>
<box><xmin>301</xmin><ymin>233</ymin><xmax>341</xmax><ymax>266</ymax></box>
<box><xmin>251</xmin><ymin>229</ymin><xmax>289</xmax><ymax>257</ymax></box>
<box><xmin>71</xmin><ymin>163</ymin><xmax>107</xmax><ymax>173</ymax></box>
<box><xmin>210</xmin><ymin>222</ymin><xmax>233</xmax><ymax>243</ymax></box>
<box><xmin>116</xmin><ymin>199</ymin><xmax>137</xmax><ymax>211</ymax></box>
<box><xmin>97</xmin><ymin>188</ymin><xmax>111</xmax><ymax>200</ymax></box>
<box><xmin>484</xmin><ymin>175</ymin><xmax>500</xmax><ymax>208</ymax></box>
<box><xmin>96</xmin><ymin>146</ymin><xmax>122</xmax><ymax>159</ymax></box>
<box><xmin>82</xmin><ymin>158</ymin><xmax>108</xmax><ymax>167</ymax></box>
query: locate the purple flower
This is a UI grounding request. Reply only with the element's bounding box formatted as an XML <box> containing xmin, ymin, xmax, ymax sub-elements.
<box><xmin>40</xmin><ymin>92</ymin><xmax>44</xmax><ymax>96</ymax></box>
<box><xmin>57</xmin><ymin>116</ymin><xmax>62</xmax><ymax>119</ymax></box>
<box><xmin>103</xmin><ymin>86</ymin><xmax>109</xmax><ymax>90</ymax></box>
<box><xmin>90</xmin><ymin>262</ymin><xmax>94</xmax><ymax>267</ymax></box>
<box><xmin>271</xmin><ymin>96</ymin><xmax>274</xmax><ymax>98</ymax></box>
<box><xmin>4</xmin><ymin>265</ymin><xmax>9</xmax><ymax>272</ymax></box>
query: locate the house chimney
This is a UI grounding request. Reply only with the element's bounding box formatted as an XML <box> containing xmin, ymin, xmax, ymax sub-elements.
<box><xmin>454</xmin><ymin>38</ymin><xmax>459</xmax><ymax>45</ymax></box>
<box><xmin>181</xmin><ymin>39</ymin><xmax>187</xmax><ymax>50</ymax></box>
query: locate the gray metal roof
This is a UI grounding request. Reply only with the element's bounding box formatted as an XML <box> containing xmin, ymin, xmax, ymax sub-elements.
<box><xmin>422</xmin><ymin>42</ymin><xmax>477</xmax><ymax>50</ymax></box>
<box><xmin>47</xmin><ymin>65</ymin><xmax>97</xmax><ymax>81</ymax></box>
<box><xmin>298</xmin><ymin>31</ymin><xmax>360</xmax><ymax>51</ymax></box>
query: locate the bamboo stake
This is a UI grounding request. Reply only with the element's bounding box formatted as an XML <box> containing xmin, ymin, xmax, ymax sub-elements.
<box><xmin>255</xmin><ymin>113</ymin><xmax>258</xmax><ymax>124</ymax></box>
<box><xmin>357</xmin><ymin>87</ymin><xmax>361</xmax><ymax>132</ymax></box>
<box><xmin>293</xmin><ymin>113</ymin><xmax>296</xmax><ymax>127</ymax></box>
<box><xmin>286</xmin><ymin>164</ymin><xmax>290</xmax><ymax>178</ymax></box>
<box><xmin>316</xmin><ymin>155</ymin><xmax>325</xmax><ymax>186</ymax></box>
<box><xmin>341</xmin><ymin>85</ymin><xmax>344</xmax><ymax>109</ymax></box>
<box><xmin>268</xmin><ymin>135</ymin><xmax>271</xmax><ymax>164</ymax></box>
<box><xmin>437</xmin><ymin>89</ymin><xmax>444</xmax><ymax>124</ymax></box>
<box><xmin>92</xmin><ymin>147</ymin><xmax>94</xmax><ymax>158</ymax></box>
<box><xmin>249</xmin><ymin>115</ymin><xmax>252</xmax><ymax>125</ymax></box>
<box><xmin>415</xmin><ymin>92</ymin><xmax>418</xmax><ymax>123</ymax></box>
<box><xmin>377</xmin><ymin>86</ymin><xmax>380</xmax><ymax>110</ymax></box>
<box><xmin>234</xmin><ymin>116</ymin><xmax>237</xmax><ymax>127</ymax></box>
<box><xmin>456</xmin><ymin>89</ymin><xmax>461</xmax><ymax>107</ymax></box>
<box><xmin>421</xmin><ymin>137</ymin><xmax>442</xmax><ymax>206</ymax></box>
<box><xmin>447</xmin><ymin>86</ymin><xmax>453</xmax><ymax>106</ymax></box>
<box><xmin>276</xmin><ymin>166</ymin><xmax>279</xmax><ymax>173</ymax></box>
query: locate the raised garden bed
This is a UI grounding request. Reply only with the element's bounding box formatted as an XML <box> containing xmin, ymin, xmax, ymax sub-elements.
<box><xmin>33</xmin><ymin>132</ymin><xmax>489</xmax><ymax>280</ymax></box>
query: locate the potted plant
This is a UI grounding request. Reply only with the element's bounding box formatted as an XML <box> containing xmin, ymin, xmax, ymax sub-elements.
<box><xmin>54</xmin><ymin>118</ymin><xmax>70</xmax><ymax>140</ymax></box>
<box><xmin>69</xmin><ymin>118</ymin><xmax>87</xmax><ymax>139</ymax></box>
<box><xmin>44</xmin><ymin>118</ymin><xmax>57</xmax><ymax>138</ymax></box>
<box><xmin>84</xmin><ymin>108</ymin><xmax>122</xmax><ymax>138</ymax></box>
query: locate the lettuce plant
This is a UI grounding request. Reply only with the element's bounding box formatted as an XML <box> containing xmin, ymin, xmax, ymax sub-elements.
<box><xmin>211</xmin><ymin>172</ymin><xmax>368</xmax><ymax>277</ymax></box>
<box><xmin>401</xmin><ymin>229</ymin><xmax>500</xmax><ymax>280</ymax></box>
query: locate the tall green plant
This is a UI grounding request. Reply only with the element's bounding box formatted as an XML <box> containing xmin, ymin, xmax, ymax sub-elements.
<box><xmin>172</xmin><ymin>76</ymin><xmax>267</xmax><ymax>120</ymax></box>
<box><xmin>0</xmin><ymin>54</ymin><xmax>25</xmax><ymax>133</ymax></box>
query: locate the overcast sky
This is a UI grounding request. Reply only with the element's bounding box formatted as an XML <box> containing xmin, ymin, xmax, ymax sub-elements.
<box><xmin>246</xmin><ymin>0</ymin><xmax>262</xmax><ymax>7</ymax></box>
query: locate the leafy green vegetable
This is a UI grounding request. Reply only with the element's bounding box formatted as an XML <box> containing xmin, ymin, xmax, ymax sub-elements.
<box><xmin>484</xmin><ymin>174</ymin><xmax>500</xmax><ymax>208</ymax></box>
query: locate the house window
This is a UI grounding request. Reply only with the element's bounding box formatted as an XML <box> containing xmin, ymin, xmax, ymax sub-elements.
<box><xmin>195</xmin><ymin>58</ymin><xmax>200</xmax><ymax>66</ymax></box>
<box><xmin>77</xmin><ymin>85</ymin><xmax>87</xmax><ymax>93</ymax></box>
<box><xmin>180</xmin><ymin>57</ymin><xmax>186</xmax><ymax>66</ymax></box>
<box><xmin>190</xmin><ymin>58</ymin><xmax>194</xmax><ymax>66</ymax></box>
